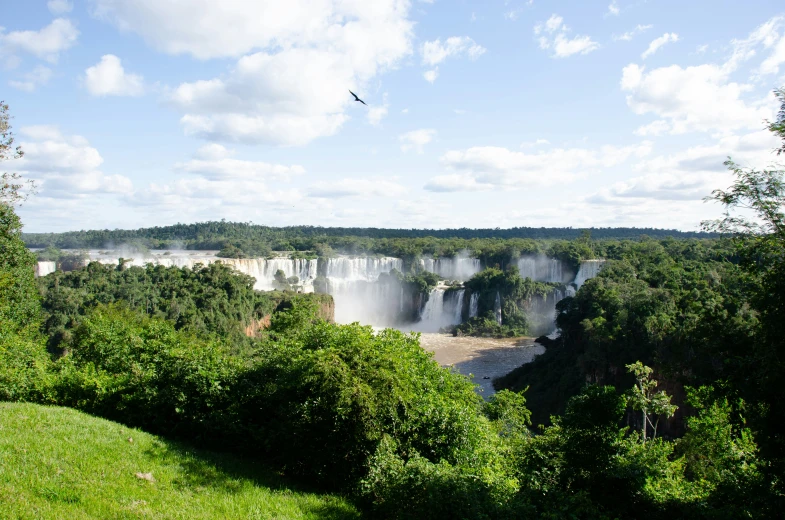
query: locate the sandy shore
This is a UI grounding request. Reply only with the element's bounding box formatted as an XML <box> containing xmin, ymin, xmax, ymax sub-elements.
<box><xmin>418</xmin><ymin>333</ymin><xmax>545</xmax><ymax>398</ymax></box>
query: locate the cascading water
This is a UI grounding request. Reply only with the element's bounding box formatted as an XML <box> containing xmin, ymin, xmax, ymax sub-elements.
<box><xmin>469</xmin><ymin>293</ymin><xmax>479</xmax><ymax>318</ymax></box>
<box><xmin>453</xmin><ymin>289</ymin><xmax>465</xmax><ymax>324</ymax></box>
<box><xmin>417</xmin><ymin>256</ymin><xmax>482</xmax><ymax>281</ymax></box>
<box><xmin>517</xmin><ymin>255</ymin><xmax>571</xmax><ymax>283</ymax></box>
<box><xmin>34</xmin><ymin>261</ymin><xmax>56</xmax><ymax>277</ymax></box>
<box><xmin>494</xmin><ymin>291</ymin><xmax>502</xmax><ymax>325</ymax></box>
<box><xmin>574</xmin><ymin>259</ymin><xmax>605</xmax><ymax>289</ymax></box>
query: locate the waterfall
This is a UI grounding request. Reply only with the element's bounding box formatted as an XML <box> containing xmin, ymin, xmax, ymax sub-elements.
<box><xmin>574</xmin><ymin>259</ymin><xmax>605</xmax><ymax>289</ymax></box>
<box><xmin>418</xmin><ymin>288</ymin><xmax>446</xmax><ymax>332</ymax></box>
<box><xmin>417</xmin><ymin>256</ymin><xmax>481</xmax><ymax>281</ymax></box>
<box><xmin>453</xmin><ymin>289</ymin><xmax>465</xmax><ymax>324</ymax></box>
<box><xmin>469</xmin><ymin>293</ymin><xmax>479</xmax><ymax>318</ymax></box>
<box><xmin>494</xmin><ymin>291</ymin><xmax>502</xmax><ymax>325</ymax></box>
<box><xmin>35</xmin><ymin>261</ymin><xmax>56</xmax><ymax>277</ymax></box>
<box><xmin>516</xmin><ymin>255</ymin><xmax>571</xmax><ymax>283</ymax></box>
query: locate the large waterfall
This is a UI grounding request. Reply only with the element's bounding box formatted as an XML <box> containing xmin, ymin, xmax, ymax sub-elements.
<box><xmin>33</xmin><ymin>248</ymin><xmax>607</xmax><ymax>335</ymax></box>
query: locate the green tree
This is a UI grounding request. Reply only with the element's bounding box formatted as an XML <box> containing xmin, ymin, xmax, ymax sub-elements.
<box><xmin>626</xmin><ymin>361</ymin><xmax>678</xmax><ymax>441</ymax></box>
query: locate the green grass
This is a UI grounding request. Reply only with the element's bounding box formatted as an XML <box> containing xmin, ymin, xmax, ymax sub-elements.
<box><xmin>0</xmin><ymin>403</ymin><xmax>361</xmax><ymax>519</ymax></box>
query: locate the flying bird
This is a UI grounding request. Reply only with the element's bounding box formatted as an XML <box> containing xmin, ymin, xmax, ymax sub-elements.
<box><xmin>349</xmin><ymin>90</ymin><xmax>367</xmax><ymax>106</ymax></box>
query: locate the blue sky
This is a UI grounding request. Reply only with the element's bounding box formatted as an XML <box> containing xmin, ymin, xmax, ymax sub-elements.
<box><xmin>2</xmin><ymin>0</ymin><xmax>784</xmax><ymax>233</ymax></box>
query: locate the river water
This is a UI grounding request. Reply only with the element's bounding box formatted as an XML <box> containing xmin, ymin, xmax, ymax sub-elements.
<box><xmin>417</xmin><ymin>333</ymin><xmax>545</xmax><ymax>398</ymax></box>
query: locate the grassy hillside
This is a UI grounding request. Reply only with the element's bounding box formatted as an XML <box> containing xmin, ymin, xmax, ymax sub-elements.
<box><xmin>0</xmin><ymin>402</ymin><xmax>360</xmax><ymax>519</ymax></box>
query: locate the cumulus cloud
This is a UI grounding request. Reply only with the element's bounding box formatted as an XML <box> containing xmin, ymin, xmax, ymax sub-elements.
<box><xmin>587</xmin><ymin>129</ymin><xmax>781</xmax><ymax>205</ymax></box>
<box><xmin>614</xmin><ymin>24</ymin><xmax>653</xmax><ymax>42</ymax></box>
<box><xmin>0</xmin><ymin>18</ymin><xmax>79</xmax><ymax>63</ymax></box>
<box><xmin>128</xmin><ymin>145</ymin><xmax>310</xmax><ymax>212</ymax></box>
<box><xmin>308</xmin><ymin>178</ymin><xmax>407</xmax><ymax>198</ymax></box>
<box><xmin>399</xmin><ymin>128</ymin><xmax>436</xmax><ymax>153</ymax></box>
<box><xmin>423</xmin><ymin>69</ymin><xmax>438</xmax><ymax>83</ymax></box>
<box><xmin>84</xmin><ymin>55</ymin><xmax>145</xmax><ymax>96</ymax></box>
<box><xmin>47</xmin><ymin>0</ymin><xmax>73</xmax><ymax>14</ymax></box>
<box><xmin>173</xmin><ymin>144</ymin><xmax>305</xmax><ymax>181</ymax></box>
<box><xmin>8</xmin><ymin>66</ymin><xmax>53</xmax><ymax>92</ymax></box>
<box><xmin>426</xmin><ymin>142</ymin><xmax>652</xmax><ymax>192</ymax></box>
<box><xmin>535</xmin><ymin>14</ymin><xmax>600</xmax><ymax>58</ymax></box>
<box><xmin>641</xmin><ymin>33</ymin><xmax>679</xmax><ymax>59</ymax></box>
<box><xmin>621</xmin><ymin>61</ymin><xmax>775</xmax><ymax>135</ymax></box>
<box><xmin>92</xmin><ymin>0</ymin><xmax>414</xmax><ymax>146</ymax></box>
<box><xmin>607</xmin><ymin>2</ymin><xmax>620</xmax><ymax>16</ymax></box>
<box><xmin>17</xmin><ymin>126</ymin><xmax>133</xmax><ymax>198</ymax></box>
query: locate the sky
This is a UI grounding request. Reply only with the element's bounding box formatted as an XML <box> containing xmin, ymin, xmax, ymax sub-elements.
<box><xmin>2</xmin><ymin>0</ymin><xmax>785</xmax><ymax>233</ymax></box>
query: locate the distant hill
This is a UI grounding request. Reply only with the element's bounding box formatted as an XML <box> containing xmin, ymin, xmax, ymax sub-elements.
<box><xmin>22</xmin><ymin>221</ymin><xmax>718</xmax><ymax>249</ymax></box>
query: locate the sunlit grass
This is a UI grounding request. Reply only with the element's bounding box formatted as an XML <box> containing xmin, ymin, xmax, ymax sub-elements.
<box><xmin>0</xmin><ymin>402</ymin><xmax>360</xmax><ymax>519</ymax></box>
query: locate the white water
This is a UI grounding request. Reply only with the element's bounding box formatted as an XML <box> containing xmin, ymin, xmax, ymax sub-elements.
<box><xmin>35</xmin><ymin>261</ymin><xmax>56</xmax><ymax>277</ymax></box>
<box><xmin>453</xmin><ymin>289</ymin><xmax>465</xmax><ymax>324</ymax></box>
<box><xmin>517</xmin><ymin>255</ymin><xmax>572</xmax><ymax>283</ymax></box>
<box><xmin>574</xmin><ymin>259</ymin><xmax>606</xmax><ymax>289</ymax></box>
<box><xmin>469</xmin><ymin>293</ymin><xmax>479</xmax><ymax>318</ymax></box>
<box><xmin>413</xmin><ymin>286</ymin><xmax>467</xmax><ymax>332</ymax></box>
<box><xmin>417</xmin><ymin>256</ymin><xmax>482</xmax><ymax>281</ymax></box>
<box><xmin>494</xmin><ymin>291</ymin><xmax>502</xmax><ymax>325</ymax></box>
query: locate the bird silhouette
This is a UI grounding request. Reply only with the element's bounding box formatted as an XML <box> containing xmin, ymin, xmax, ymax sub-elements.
<box><xmin>349</xmin><ymin>90</ymin><xmax>367</xmax><ymax>106</ymax></box>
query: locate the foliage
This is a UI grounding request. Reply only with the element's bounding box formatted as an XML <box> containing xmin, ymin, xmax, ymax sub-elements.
<box><xmin>1</xmin><ymin>100</ymin><xmax>34</xmax><ymax>206</ymax></box>
<box><xmin>457</xmin><ymin>266</ymin><xmax>561</xmax><ymax>337</ymax></box>
<box><xmin>626</xmin><ymin>361</ymin><xmax>678</xmax><ymax>441</ymax></box>
<box><xmin>36</xmin><ymin>260</ymin><xmax>331</xmax><ymax>352</ymax></box>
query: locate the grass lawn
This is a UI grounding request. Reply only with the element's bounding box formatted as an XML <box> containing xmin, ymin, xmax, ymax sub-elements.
<box><xmin>0</xmin><ymin>402</ymin><xmax>360</xmax><ymax>519</ymax></box>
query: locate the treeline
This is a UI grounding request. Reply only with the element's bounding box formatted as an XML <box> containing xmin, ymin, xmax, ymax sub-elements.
<box><xmin>22</xmin><ymin>222</ymin><xmax>717</xmax><ymax>252</ymax></box>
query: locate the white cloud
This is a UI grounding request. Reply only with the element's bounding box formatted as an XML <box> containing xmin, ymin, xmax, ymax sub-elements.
<box><xmin>174</xmin><ymin>145</ymin><xmax>305</xmax><ymax>181</ymax></box>
<box><xmin>423</xmin><ymin>68</ymin><xmax>438</xmax><ymax>83</ymax></box>
<box><xmin>0</xmin><ymin>18</ymin><xmax>78</xmax><ymax>63</ymax></box>
<box><xmin>607</xmin><ymin>2</ymin><xmax>620</xmax><ymax>16</ymax></box>
<box><xmin>420</xmin><ymin>36</ymin><xmax>485</xmax><ymax>82</ymax></box>
<box><xmin>621</xmin><ymin>62</ymin><xmax>776</xmax><ymax>135</ymax></box>
<box><xmin>8</xmin><ymin>66</ymin><xmax>53</xmax><ymax>92</ymax></box>
<box><xmin>84</xmin><ymin>55</ymin><xmax>145</xmax><ymax>97</ymax></box>
<box><xmin>368</xmin><ymin>93</ymin><xmax>389</xmax><ymax>126</ymax></box>
<box><xmin>95</xmin><ymin>0</ymin><xmax>414</xmax><ymax>146</ymax></box>
<box><xmin>17</xmin><ymin>126</ymin><xmax>133</xmax><ymax>198</ymax></box>
<box><xmin>128</xmin><ymin>146</ymin><xmax>310</xmax><ymax>211</ymax></box>
<box><xmin>308</xmin><ymin>178</ymin><xmax>407</xmax><ymax>198</ymax></box>
<box><xmin>641</xmin><ymin>32</ymin><xmax>679</xmax><ymax>59</ymax></box>
<box><xmin>47</xmin><ymin>0</ymin><xmax>73</xmax><ymax>14</ymax></box>
<box><xmin>633</xmin><ymin>120</ymin><xmax>671</xmax><ymax>136</ymax></box>
<box><xmin>614</xmin><ymin>24</ymin><xmax>653</xmax><ymax>42</ymax></box>
<box><xmin>587</xmin><ymin>129</ymin><xmax>781</xmax><ymax>205</ymax></box>
<box><xmin>427</xmin><ymin>142</ymin><xmax>652</xmax><ymax>191</ymax></box>
<box><xmin>695</xmin><ymin>44</ymin><xmax>709</xmax><ymax>54</ymax></box>
<box><xmin>399</xmin><ymin>128</ymin><xmax>436</xmax><ymax>153</ymax></box>
<box><xmin>535</xmin><ymin>14</ymin><xmax>600</xmax><ymax>58</ymax></box>
<box><xmin>755</xmin><ymin>17</ymin><xmax>785</xmax><ymax>76</ymax></box>
<box><xmin>423</xmin><ymin>174</ymin><xmax>494</xmax><ymax>192</ymax></box>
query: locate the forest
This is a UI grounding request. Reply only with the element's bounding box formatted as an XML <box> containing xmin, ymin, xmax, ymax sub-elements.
<box><xmin>3</xmin><ymin>91</ymin><xmax>785</xmax><ymax>518</ymax></box>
